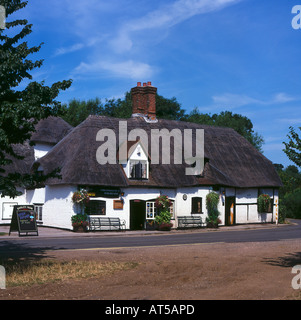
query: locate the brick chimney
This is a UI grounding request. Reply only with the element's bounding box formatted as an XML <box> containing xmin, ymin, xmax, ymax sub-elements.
<box><xmin>131</xmin><ymin>81</ymin><xmax>157</xmax><ymax>120</ymax></box>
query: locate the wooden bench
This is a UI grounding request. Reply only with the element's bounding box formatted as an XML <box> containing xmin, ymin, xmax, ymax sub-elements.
<box><xmin>88</xmin><ymin>217</ymin><xmax>126</xmax><ymax>231</ymax></box>
<box><xmin>177</xmin><ymin>216</ymin><xmax>203</xmax><ymax>229</ymax></box>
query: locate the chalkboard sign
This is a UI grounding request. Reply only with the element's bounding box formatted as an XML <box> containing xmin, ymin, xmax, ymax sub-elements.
<box><xmin>9</xmin><ymin>205</ymin><xmax>38</xmax><ymax>236</ymax></box>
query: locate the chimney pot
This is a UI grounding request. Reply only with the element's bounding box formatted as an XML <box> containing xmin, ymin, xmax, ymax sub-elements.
<box><xmin>137</xmin><ymin>82</ymin><xmax>141</xmax><ymax>87</ymax></box>
<box><xmin>143</xmin><ymin>82</ymin><xmax>147</xmax><ymax>87</ymax></box>
<box><xmin>147</xmin><ymin>81</ymin><xmax>151</xmax><ymax>86</ymax></box>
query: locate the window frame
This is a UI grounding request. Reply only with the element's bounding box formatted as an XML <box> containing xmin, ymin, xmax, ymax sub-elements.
<box><xmin>33</xmin><ymin>203</ymin><xmax>44</xmax><ymax>221</ymax></box>
<box><xmin>191</xmin><ymin>197</ymin><xmax>203</xmax><ymax>214</ymax></box>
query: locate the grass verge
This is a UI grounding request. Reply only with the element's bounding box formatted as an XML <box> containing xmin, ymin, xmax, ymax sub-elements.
<box><xmin>1</xmin><ymin>259</ymin><xmax>138</xmax><ymax>288</ymax></box>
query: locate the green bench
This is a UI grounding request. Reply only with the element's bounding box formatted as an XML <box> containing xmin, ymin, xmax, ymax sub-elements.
<box><xmin>89</xmin><ymin>217</ymin><xmax>126</xmax><ymax>231</ymax></box>
<box><xmin>177</xmin><ymin>216</ymin><xmax>203</xmax><ymax>229</ymax></box>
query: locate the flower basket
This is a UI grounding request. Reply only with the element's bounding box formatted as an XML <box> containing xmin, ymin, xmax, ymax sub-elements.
<box><xmin>206</xmin><ymin>218</ymin><xmax>221</xmax><ymax>229</ymax></box>
<box><xmin>146</xmin><ymin>220</ymin><xmax>158</xmax><ymax>231</ymax></box>
<box><xmin>71</xmin><ymin>213</ymin><xmax>89</xmax><ymax>232</ymax></box>
<box><xmin>157</xmin><ymin>222</ymin><xmax>173</xmax><ymax>231</ymax></box>
<box><xmin>258</xmin><ymin>194</ymin><xmax>271</xmax><ymax>213</ymax></box>
<box><xmin>72</xmin><ymin>223</ymin><xmax>88</xmax><ymax>233</ymax></box>
<box><xmin>72</xmin><ymin>189</ymin><xmax>90</xmax><ymax>205</ymax></box>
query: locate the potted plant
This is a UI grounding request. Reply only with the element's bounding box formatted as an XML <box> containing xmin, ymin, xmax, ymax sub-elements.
<box><xmin>154</xmin><ymin>195</ymin><xmax>173</xmax><ymax>231</ymax></box>
<box><xmin>205</xmin><ymin>192</ymin><xmax>221</xmax><ymax>228</ymax></box>
<box><xmin>258</xmin><ymin>194</ymin><xmax>271</xmax><ymax>213</ymax></box>
<box><xmin>71</xmin><ymin>213</ymin><xmax>89</xmax><ymax>232</ymax></box>
<box><xmin>146</xmin><ymin>220</ymin><xmax>157</xmax><ymax>230</ymax></box>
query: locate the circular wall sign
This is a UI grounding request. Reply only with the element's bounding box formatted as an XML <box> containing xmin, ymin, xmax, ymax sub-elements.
<box><xmin>183</xmin><ymin>194</ymin><xmax>187</xmax><ymax>201</ymax></box>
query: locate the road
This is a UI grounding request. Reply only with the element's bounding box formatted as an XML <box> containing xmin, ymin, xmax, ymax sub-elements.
<box><xmin>0</xmin><ymin>220</ymin><xmax>300</xmax><ymax>257</ymax></box>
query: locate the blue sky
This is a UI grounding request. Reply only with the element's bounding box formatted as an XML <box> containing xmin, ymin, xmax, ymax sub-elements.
<box><xmin>8</xmin><ymin>0</ymin><xmax>301</xmax><ymax>167</ymax></box>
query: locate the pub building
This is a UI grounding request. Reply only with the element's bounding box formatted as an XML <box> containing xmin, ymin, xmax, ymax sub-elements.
<box><xmin>0</xmin><ymin>82</ymin><xmax>282</xmax><ymax>230</ymax></box>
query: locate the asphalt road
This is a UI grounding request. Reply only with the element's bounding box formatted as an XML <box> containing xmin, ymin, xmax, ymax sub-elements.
<box><xmin>0</xmin><ymin>220</ymin><xmax>300</xmax><ymax>258</ymax></box>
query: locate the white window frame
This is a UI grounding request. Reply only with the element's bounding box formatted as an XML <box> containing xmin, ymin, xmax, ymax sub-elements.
<box><xmin>34</xmin><ymin>203</ymin><xmax>43</xmax><ymax>221</ymax></box>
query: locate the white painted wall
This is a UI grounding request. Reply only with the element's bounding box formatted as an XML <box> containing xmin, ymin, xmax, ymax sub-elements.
<box><xmin>0</xmin><ymin>184</ymin><xmax>280</xmax><ymax>230</ymax></box>
<box><xmin>234</xmin><ymin>188</ymin><xmax>277</xmax><ymax>224</ymax></box>
<box><xmin>34</xmin><ymin>143</ymin><xmax>53</xmax><ymax>160</ymax></box>
<box><xmin>174</xmin><ymin>186</ymin><xmax>215</xmax><ymax>226</ymax></box>
<box><xmin>43</xmin><ymin>185</ymin><xmax>77</xmax><ymax>229</ymax></box>
<box><xmin>0</xmin><ymin>188</ymin><xmax>26</xmax><ymax>223</ymax></box>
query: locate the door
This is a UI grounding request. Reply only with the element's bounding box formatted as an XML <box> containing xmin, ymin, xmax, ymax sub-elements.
<box><xmin>130</xmin><ymin>200</ymin><xmax>146</xmax><ymax>230</ymax></box>
<box><xmin>225</xmin><ymin>196</ymin><xmax>235</xmax><ymax>226</ymax></box>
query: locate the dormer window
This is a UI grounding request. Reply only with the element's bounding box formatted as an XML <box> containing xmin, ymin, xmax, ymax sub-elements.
<box><xmin>120</xmin><ymin>140</ymin><xmax>149</xmax><ymax>180</ymax></box>
<box><xmin>130</xmin><ymin>160</ymin><xmax>148</xmax><ymax>179</ymax></box>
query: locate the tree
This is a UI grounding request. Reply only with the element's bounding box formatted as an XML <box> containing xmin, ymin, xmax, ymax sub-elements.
<box><xmin>62</xmin><ymin>92</ymin><xmax>187</xmax><ymax>126</ymax></box>
<box><xmin>283</xmin><ymin>126</ymin><xmax>301</xmax><ymax>168</ymax></box>
<box><xmin>274</xmin><ymin>164</ymin><xmax>301</xmax><ymax>220</ymax></box>
<box><xmin>62</xmin><ymin>98</ymin><xmax>103</xmax><ymax>127</ymax></box>
<box><xmin>0</xmin><ymin>0</ymin><xmax>72</xmax><ymax>198</ymax></box>
<box><xmin>186</xmin><ymin>109</ymin><xmax>264</xmax><ymax>152</ymax></box>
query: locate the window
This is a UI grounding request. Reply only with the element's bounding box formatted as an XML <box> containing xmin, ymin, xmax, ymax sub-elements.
<box><xmin>191</xmin><ymin>197</ymin><xmax>202</xmax><ymax>214</ymax></box>
<box><xmin>146</xmin><ymin>200</ymin><xmax>174</xmax><ymax>219</ymax></box>
<box><xmin>146</xmin><ymin>202</ymin><xmax>157</xmax><ymax>219</ymax></box>
<box><xmin>34</xmin><ymin>204</ymin><xmax>43</xmax><ymax>221</ymax></box>
<box><xmin>130</xmin><ymin>160</ymin><xmax>147</xmax><ymax>179</ymax></box>
<box><xmin>85</xmin><ymin>200</ymin><xmax>106</xmax><ymax>215</ymax></box>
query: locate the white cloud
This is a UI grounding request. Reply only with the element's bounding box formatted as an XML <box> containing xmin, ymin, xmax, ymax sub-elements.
<box><xmin>212</xmin><ymin>92</ymin><xmax>298</xmax><ymax>109</ymax></box>
<box><xmin>212</xmin><ymin>93</ymin><xmax>261</xmax><ymax>108</ymax></box>
<box><xmin>73</xmin><ymin>59</ymin><xmax>156</xmax><ymax>80</ymax></box>
<box><xmin>110</xmin><ymin>0</ymin><xmax>241</xmax><ymax>53</ymax></box>
<box><xmin>276</xmin><ymin>118</ymin><xmax>301</xmax><ymax>125</ymax></box>
<box><xmin>272</xmin><ymin>93</ymin><xmax>296</xmax><ymax>104</ymax></box>
<box><xmin>54</xmin><ymin>43</ymin><xmax>85</xmax><ymax>57</ymax></box>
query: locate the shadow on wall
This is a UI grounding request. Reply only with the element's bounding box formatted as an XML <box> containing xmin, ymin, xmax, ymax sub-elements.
<box><xmin>45</xmin><ymin>186</ymin><xmax>75</xmax><ymax>203</ymax></box>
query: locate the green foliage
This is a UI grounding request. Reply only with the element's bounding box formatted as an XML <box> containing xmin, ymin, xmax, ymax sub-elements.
<box><xmin>0</xmin><ymin>0</ymin><xmax>72</xmax><ymax>198</ymax></box>
<box><xmin>282</xmin><ymin>188</ymin><xmax>301</xmax><ymax>219</ymax></box>
<box><xmin>274</xmin><ymin>164</ymin><xmax>301</xmax><ymax>220</ymax></box>
<box><xmin>61</xmin><ymin>98</ymin><xmax>103</xmax><ymax>127</ymax></box>
<box><xmin>186</xmin><ymin>109</ymin><xmax>264</xmax><ymax>152</ymax></box>
<box><xmin>71</xmin><ymin>213</ymin><xmax>89</xmax><ymax>228</ymax></box>
<box><xmin>155</xmin><ymin>210</ymin><xmax>172</xmax><ymax>225</ymax></box>
<box><xmin>257</xmin><ymin>194</ymin><xmax>271</xmax><ymax>213</ymax></box>
<box><xmin>205</xmin><ymin>192</ymin><xmax>221</xmax><ymax>227</ymax></box>
<box><xmin>283</xmin><ymin>126</ymin><xmax>301</xmax><ymax>168</ymax></box>
<box><xmin>154</xmin><ymin>195</ymin><xmax>172</xmax><ymax>225</ymax></box>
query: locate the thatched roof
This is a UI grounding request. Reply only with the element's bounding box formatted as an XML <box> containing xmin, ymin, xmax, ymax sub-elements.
<box><xmin>3</xmin><ymin>117</ymin><xmax>72</xmax><ymax>176</ymax></box>
<box><xmin>37</xmin><ymin>115</ymin><xmax>282</xmax><ymax>188</ymax></box>
<box><xmin>30</xmin><ymin>116</ymin><xmax>73</xmax><ymax>145</ymax></box>
<box><xmin>4</xmin><ymin>142</ymin><xmax>35</xmax><ymax>175</ymax></box>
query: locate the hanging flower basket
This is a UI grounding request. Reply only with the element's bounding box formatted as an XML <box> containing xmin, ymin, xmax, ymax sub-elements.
<box><xmin>72</xmin><ymin>189</ymin><xmax>90</xmax><ymax>205</ymax></box>
<box><xmin>258</xmin><ymin>194</ymin><xmax>271</xmax><ymax>213</ymax></box>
